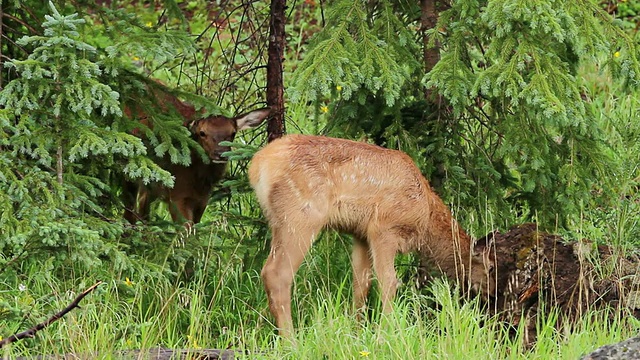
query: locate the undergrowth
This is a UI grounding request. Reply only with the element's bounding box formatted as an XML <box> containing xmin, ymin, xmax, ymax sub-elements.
<box><xmin>1</xmin><ymin>225</ymin><xmax>638</xmax><ymax>360</ymax></box>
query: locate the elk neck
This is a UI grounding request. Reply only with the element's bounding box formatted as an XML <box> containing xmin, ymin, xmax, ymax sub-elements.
<box><xmin>415</xmin><ymin>190</ymin><xmax>474</xmax><ymax>283</ymax></box>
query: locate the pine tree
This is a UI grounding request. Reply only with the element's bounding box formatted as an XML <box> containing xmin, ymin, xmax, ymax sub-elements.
<box><xmin>0</xmin><ymin>2</ymin><xmax>183</xmax><ymax>269</ymax></box>
<box><xmin>289</xmin><ymin>0</ymin><xmax>640</xmax><ymax>229</ymax></box>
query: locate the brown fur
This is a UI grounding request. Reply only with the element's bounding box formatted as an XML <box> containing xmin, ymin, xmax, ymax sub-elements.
<box><xmin>248</xmin><ymin>134</ymin><xmax>494</xmax><ymax>337</ymax></box>
<box><xmin>123</xmin><ymin>87</ymin><xmax>271</xmax><ymax>224</ymax></box>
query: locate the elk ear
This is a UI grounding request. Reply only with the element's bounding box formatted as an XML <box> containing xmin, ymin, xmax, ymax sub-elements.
<box><xmin>186</xmin><ymin>119</ymin><xmax>199</xmax><ymax>133</ymax></box>
<box><xmin>482</xmin><ymin>249</ymin><xmax>495</xmax><ymax>272</ymax></box>
<box><xmin>474</xmin><ymin>229</ymin><xmax>497</xmax><ymax>253</ymax></box>
<box><xmin>235</xmin><ymin>107</ymin><xmax>272</xmax><ymax>131</ymax></box>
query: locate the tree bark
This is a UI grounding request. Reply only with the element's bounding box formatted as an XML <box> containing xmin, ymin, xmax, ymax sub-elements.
<box><xmin>421</xmin><ymin>0</ymin><xmax>442</xmax><ymax>102</ymax></box>
<box><xmin>266</xmin><ymin>0</ymin><xmax>286</xmax><ymax>143</ymax></box>
<box><xmin>420</xmin><ymin>0</ymin><xmax>450</xmax><ymax>191</ymax></box>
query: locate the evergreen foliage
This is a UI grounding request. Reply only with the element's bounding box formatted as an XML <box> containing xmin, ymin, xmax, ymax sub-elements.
<box><xmin>0</xmin><ymin>2</ymin><xmax>197</xmax><ymax>270</ymax></box>
<box><xmin>426</xmin><ymin>0</ymin><xmax>639</xmax><ymax>228</ymax></box>
<box><xmin>290</xmin><ymin>0</ymin><xmax>640</xmax><ymax>230</ymax></box>
<box><xmin>289</xmin><ymin>0</ymin><xmax>420</xmax><ymax>108</ymax></box>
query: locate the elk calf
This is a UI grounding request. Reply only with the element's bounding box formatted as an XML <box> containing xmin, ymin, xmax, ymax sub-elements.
<box><xmin>249</xmin><ymin>134</ymin><xmax>494</xmax><ymax>337</ymax></box>
<box><xmin>124</xmin><ymin>88</ymin><xmax>270</xmax><ymax>224</ymax></box>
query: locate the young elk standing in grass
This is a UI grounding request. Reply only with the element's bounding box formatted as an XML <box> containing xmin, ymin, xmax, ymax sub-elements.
<box><xmin>249</xmin><ymin>134</ymin><xmax>495</xmax><ymax>337</ymax></box>
<box><xmin>124</xmin><ymin>85</ymin><xmax>271</xmax><ymax>224</ymax></box>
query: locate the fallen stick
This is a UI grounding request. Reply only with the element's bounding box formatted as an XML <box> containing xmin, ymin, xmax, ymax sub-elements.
<box><xmin>0</xmin><ymin>281</ymin><xmax>103</xmax><ymax>348</ymax></box>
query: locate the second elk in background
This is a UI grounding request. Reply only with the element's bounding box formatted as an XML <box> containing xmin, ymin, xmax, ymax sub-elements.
<box><xmin>124</xmin><ymin>83</ymin><xmax>271</xmax><ymax>224</ymax></box>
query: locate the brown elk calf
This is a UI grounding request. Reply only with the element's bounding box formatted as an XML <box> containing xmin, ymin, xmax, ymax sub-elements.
<box><xmin>248</xmin><ymin>134</ymin><xmax>495</xmax><ymax>337</ymax></box>
<box><xmin>123</xmin><ymin>87</ymin><xmax>271</xmax><ymax>224</ymax></box>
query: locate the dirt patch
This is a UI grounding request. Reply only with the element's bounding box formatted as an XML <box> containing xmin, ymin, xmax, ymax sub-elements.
<box><xmin>475</xmin><ymin>223</ymin><xmax>640</xmax><ymax>344</ymax></box>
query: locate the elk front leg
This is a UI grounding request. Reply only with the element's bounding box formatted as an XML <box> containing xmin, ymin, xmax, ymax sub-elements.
<box><xmin>192</xmin><ymin>198</ymin><xmax>208</xmax><ymax>224</ymax></box>
<box><xmin>137</xmin><ymin>187</ymin><xmax>151</xmax><ymax>221</ymax></box>
<box><xmin>122</xmin><ymin>180</ymin><xmax>140</xmax><ymax>223</ymax></box>
<box><xmin>169</xmin><ymin>197</ymin><xmax>194</xmax><ymax>224</ymax></box>
<box><xmin>352</xmin><ymin>237</ymin><xmax>372</xmax><ymax>317</ymax></box>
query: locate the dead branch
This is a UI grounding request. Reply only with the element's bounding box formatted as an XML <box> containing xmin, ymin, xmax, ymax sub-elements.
<box><xmin>0</xmin><ymin>281</ymin><xmax>103</xmax><ymax>348</ymax></box>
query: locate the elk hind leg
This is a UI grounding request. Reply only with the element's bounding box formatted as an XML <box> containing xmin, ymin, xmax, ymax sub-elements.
<box><xmin>368</xmin><ymin>232</ymin><xmax>400</xmax><ymax>315</ymax></box>
<box><xmin>122</xmin><ymin>180</ymin><xmax>140</xmax><ymax>223</ymax></box>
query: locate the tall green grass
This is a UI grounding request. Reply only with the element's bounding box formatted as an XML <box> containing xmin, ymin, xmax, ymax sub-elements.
<box><xmin>2</xmin><ymin>225</ymin><xmax>638</xmax><ymax>359</ymax></box>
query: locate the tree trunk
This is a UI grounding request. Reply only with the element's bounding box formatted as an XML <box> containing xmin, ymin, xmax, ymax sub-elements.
<box><xmin>420</xmin><ymin>0</ymin><xmax>449</xmax><ymax>191</ymax></box>
<box><xmin>421</xmin><ymin>0</ymin><xmax>442</xmax><ymax>102</ymax></box>
<box><xmin>266</xmin><ymin>0</ymin><xmax>286</xmax><ymax>143</ymax></box>
<box><xmin>476</xmin><ymin>223</ymin><xmax>640</xmax><ymax>346</ymax></box>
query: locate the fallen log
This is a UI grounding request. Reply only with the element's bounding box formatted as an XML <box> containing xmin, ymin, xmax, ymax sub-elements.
<box><xmin>474</xmin><ymin>223</ymin><xmax>640</xmax><ymax>344</ymax></box>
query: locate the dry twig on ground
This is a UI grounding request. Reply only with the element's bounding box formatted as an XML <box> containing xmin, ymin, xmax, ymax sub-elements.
<box><xmin>0</xmin><ymin>281</ymin><xmax>103</xmax><ymax>348</ymax></box>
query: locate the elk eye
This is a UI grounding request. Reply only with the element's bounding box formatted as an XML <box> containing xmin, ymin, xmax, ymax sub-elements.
<box><xmin>199</xmin><ymin>131</ymin><xmax>206</xmax><ymax>137</ymax></box>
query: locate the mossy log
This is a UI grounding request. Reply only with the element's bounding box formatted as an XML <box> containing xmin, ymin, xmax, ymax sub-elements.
<box><xmin>474</xmin><ymin>223</ymin><xmax>640</xmax><ymax>344</ymax></box>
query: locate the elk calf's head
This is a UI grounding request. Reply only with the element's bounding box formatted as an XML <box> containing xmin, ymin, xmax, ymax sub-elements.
<box><xmin>191</xmin><ymin>109</ymin><xmax>272</xmax><ymax>164</ymax></box>
<box><xmin>249</xmin><ymin>134</ymin><xmax>496</xmax><ymax>337</ymax></box>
